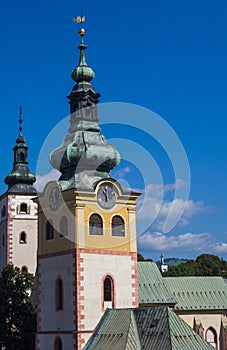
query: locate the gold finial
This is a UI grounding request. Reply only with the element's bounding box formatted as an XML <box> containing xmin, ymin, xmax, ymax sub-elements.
<box><xmin>78</xmin><ymin>27</ymin><xmax>86</xmax><ymax>37</ymax></box>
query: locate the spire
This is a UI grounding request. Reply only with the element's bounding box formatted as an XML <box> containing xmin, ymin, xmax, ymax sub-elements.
<box><xmin>19</xmin><ymin>105</ymin><xmax>23</xmax><ymax>136</ymax></box>
<box><xmin>71</xmin><ymin>28</ymin><xmax>95</xmax><ymax>84</ymax></box>
<box><xmin>4</xmin><ymin>107</ymin><xmax>36</xmax><ymax>194</ymax></box>
<box><xmin>50</xmin><ymin>18</ymin><xmax>120</xmax><ymax>191</ymax></box>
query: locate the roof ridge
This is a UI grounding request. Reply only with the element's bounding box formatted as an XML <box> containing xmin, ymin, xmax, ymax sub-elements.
<box><xmin>127</xmin><ymin>310</ymin><xmax>142</xmax><ymax>350</ymax></box>
<box><xmin>166</xmin><ymin>306</ymin><xmax>173</xmax><ymax>350</ymax></box>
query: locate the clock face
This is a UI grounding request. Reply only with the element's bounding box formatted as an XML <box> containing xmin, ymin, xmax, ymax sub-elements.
<box><xmin>97</xmin><ymin>184</ymin><xmax>116</xmax><ymax>209</ymax></box>
<box><xmin>49</xmin><ymin>186</ymin><xmax>62</xmax><ymax>211</ymax></box>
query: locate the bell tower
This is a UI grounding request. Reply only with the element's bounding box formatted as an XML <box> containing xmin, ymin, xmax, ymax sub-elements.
<box><xmin>0</xmin><ymin>107</ymin><xmax>37</xmax><ymax>274</ymax></box>
<box><xmin>36</xmin><ymin>21</ymin><xmax>139</xmax><ymax>350</ymax></box>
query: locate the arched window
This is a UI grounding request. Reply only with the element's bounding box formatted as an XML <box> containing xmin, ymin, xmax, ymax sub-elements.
<box><xmin>21</xmin><ymin>266</ymin><xmax>28</xmax><ymax>273</ymax></box>
<box><xmin>59</xmin><ymin>216</ymin><xmax>68</xmax><ymax>237</ymax></box>
<box><xmin>55</xmin><ymin>279</ymin><xmax>63</xmax><ymax>311</ymax></box>
<box><xmin>20</xmin><ymin>203</ymin><xmax>28</xmax><ymax>214</ymax></box>
<box><xmin>112</xmin><ymin>215</ymin><xmax>125</xmax><ymax>237</ymax></box>
<box><xmin>18</xmin><ymin>152</ymin><xmax>25</xmax><ymax>162</ymax></box>
<box><xmin>19</xmin><ymin>231</ymin><xmax>26</xmax><ymax>244</ymax></box>
<box><xmin>54</xmin><ymin>337</ymin><xmax>62</xmax><ymax>350</ymax></box>
<box><xmin>206</xmin><ymin>327</ymin><xmax>217</xmax><ymax>348</ymax></box>
<box><xmin>104</xmin><ymin>276</ymin><xmax>113</xmax><ymax>302</ymax></box>
<box><xmin>89</xmin><ymin>214</ymin><xmax>103</xmax><ymax>236</ymax></box>
<box><xmin>46</xmin><ymin>220</ymin><xmax>54</xmax><ymax>240</ymax></box>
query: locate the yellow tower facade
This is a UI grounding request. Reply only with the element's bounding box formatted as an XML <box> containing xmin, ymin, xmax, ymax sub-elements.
<box><xmin>37</xmin><ymin>179</ymin><xmax>139</xmax><ymax>349</ymax></box>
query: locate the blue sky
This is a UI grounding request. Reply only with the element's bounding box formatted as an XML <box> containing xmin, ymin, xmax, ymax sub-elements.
<box><xmin>0</xmin><ymin>0</ymin><xmax>227</xmax><ymax>260</ymax></box>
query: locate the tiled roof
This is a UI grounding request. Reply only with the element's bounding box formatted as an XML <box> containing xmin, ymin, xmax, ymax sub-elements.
<box><xmin>164</xmin><ymin>276</ymin><xmax>227</xmax><ymax>311</ymax></box>
<box><xmin>138</xmin><ymin>262</ymin><xmax>175</xmax><ymax>305</ymax></box>
<box><xmin>83</xmin><ymin>306</ymin><xmax>214</xmax><ymax>350</ymax></box>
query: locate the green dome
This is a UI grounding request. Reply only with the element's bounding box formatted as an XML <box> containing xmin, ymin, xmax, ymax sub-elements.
<box><xmin>72</xmin><ymin>43</ymin><xmax>95</xmax><ymax>83</ymax></box>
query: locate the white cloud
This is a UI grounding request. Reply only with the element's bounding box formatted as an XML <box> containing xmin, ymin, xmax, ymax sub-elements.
<box><xmin>138</xmin><ymin>231</ymin><xmax>216</xmax><ymax>253</ymax></box>
<box><xmin>136</xmin><ymin>181</ymin><xmax>210</xmax><ymax>234</ymax></box>
<box><xmin>34</xmin><ymin>169</ymin><xmax>61</xmax><ymax>192</ymax></box>
<box><xmin>164</xmin><ymin>179</ymin><xmax>188</xmax><ymax>193</ymax></box>
<box><xmin>213</xmin><ymin>243</ymin><xmax>227</xmax><ymax>254</ymax></box>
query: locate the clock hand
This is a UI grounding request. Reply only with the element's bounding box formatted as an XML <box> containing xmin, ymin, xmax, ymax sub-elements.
<box><xmin>103</xmin><ymin>186</ymin><xmax>109</xmax><ymax>202</ymax></box>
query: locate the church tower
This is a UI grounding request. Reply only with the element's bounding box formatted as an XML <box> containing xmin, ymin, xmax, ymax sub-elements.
<box><xmin>0</xmin><ymin>108</ymin><xmax>37</xmax><ymax>274</ymax></box>
<box><xmin>36</xmin><ymin>23</ymin><xmax>139</xmax><ymax>350</ymax></box>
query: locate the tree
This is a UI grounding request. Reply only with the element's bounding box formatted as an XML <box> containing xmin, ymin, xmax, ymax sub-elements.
<box><xmin>137</xmin><ymin>253</ymin><xmax>145</xmax><ymax>261</ymax></box>
<box><xmin>195</xmin><ymin>254</ymin><xmax>223</xmax><ymax>276</ymax></box>
<box><xmin>165</xmin><ymin>254</ymin><xmax>227</xmax><ymax>278</ymax></box>
<box><xmin>137</xmin><ymin>253</ymin><xmax>153</xmax><ymax>262</ymax></box>
<box><xmin>0</xmin><ymin>264</ymin><xmax>36</xmax><ymax>350</ymax></box>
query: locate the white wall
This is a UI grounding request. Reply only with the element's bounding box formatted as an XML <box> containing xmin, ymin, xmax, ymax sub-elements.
<box><xmin>81</xmin><ymin>252</ymin><xmax>135</xmax><ymax>333</ymax></box>
<box><xmin>38</xmin><ymin>253</ymin><xmax>75</xmax><ymax>332</ymax></box>
<box><xmin>38</xmin><ymin>334</ymin><xmax>74</xmax><ymax>350</ymax></box>
<box><xmin>179</xmin><ymin>312</ymin><xmax>222</xmax><ymax>349</ymax></box>
<box><xmin>8</xmin><ymin>194</ymin><xmax>38</xmax><ymax>275</ymax></box>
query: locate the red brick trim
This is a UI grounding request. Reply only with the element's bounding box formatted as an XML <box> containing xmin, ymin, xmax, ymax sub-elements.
<box><xmin>38</xmin><ymin>248</ymin><xmax>136</xmax><ymax>259</ymax></box>
<box><xmin>72</xmin><ymin>251</ymin><xmax>77</xmax><ymax>349</ymax></box>
<box><xmin>35</xmin><ymin>335</ymin><xmax>40</xmax><ymax>350</ymax></box>
<box><xmin>75</xmin><ymin>250</ymin><xmax>86</xmax><ymax>350</ymax></box>
<box><xmin>38</xmin><ymin>249</ymin><xmax>75</xmax><ymax>259</ymax></box>
<box><xmin>78</xmin><ymin>248</ymin><xmax>136</xmax><ymax>257</ymax></box>
<box><xmin>7</xmin><ymin>197</ymin><xmax>14</xmax><ymax>264</ymax></box>
<box><xmin>131</xmin><ymin>252</ymin><xmax>139</xmax><ymax>307</ymax></box>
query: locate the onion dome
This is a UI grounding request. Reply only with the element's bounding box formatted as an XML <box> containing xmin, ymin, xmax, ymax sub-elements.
<box><xmin>50</xmin><ymin>26</ymin><xmax>120</xmax><ymax>190</ymax></box>
<box><xmin>71</xmin><ymin>28</ymin><xmax>95</xmax><ymax>83</ymax></box>
<box><xmin>4</xmin><ymin>107</ymin><xmax>36</xmax><ymax>194</ymax></box>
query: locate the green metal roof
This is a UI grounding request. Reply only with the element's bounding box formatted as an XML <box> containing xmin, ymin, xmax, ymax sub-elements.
<box><xmin>83</xmin><ymin>309</ymin><xmax>140</xmax><ymax>350</ymax></box>
<box><xmin>164</xmin><ymin>276</ymin><xmax>227</xmax><ymax>311</ymax></box>
<box><xmin>83</xmin><ymin>306</ymin><xmax>214</xmax><ymax>350</ymax></box>
<box><xmin>138</xmin><ymin>262</ymin><xmax>175</xmax><ymax>305</ymax></box>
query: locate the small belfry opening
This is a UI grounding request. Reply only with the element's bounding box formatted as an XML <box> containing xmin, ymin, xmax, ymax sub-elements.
<box><xmin>19</xmin><ymin>231</ymin><xmax>27</xmax><ymax>244</ymax></box>
<box><xmin>59</xmin><ymin>215</ymin><xmax>68</xmax><ymax>237</ymax></box>
<box><xmin>112</xmin><ymin>215</ymin><xmax>125</xmax><ymax>237</ymax></box>
<box><xmin>20</xmin><ymin>202</ymin><xmax>28</xmax><ymax>214</ymax></box>
<box><xmin>46</xmin><ymin>220</ymin><xmax>54</xmax><ymax>240</ymax></box>
<box><xmin>89</xmin><ymin>214</ymin><xmax>103</xmax><ymax>236</ymax></box>
<box><xmin>18</xmin><ymin>152</ymin><xmax>25</xmax><ymax>162</ymax></box>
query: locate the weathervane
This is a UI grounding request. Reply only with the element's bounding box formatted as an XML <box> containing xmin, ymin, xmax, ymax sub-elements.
<box><xmin>73</xmin><ymin>15</ymin><xmax>85</xmax><ymax>24</ymax></box>
<box><xmin>73</xmin><ymin>2</ymin><xmax>86</xmax><ymax>41</ymax></box>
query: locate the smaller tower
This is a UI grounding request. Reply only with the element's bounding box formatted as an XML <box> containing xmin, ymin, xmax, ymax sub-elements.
<box><xmin>160</xmin><ymin>253</ymin><xmax>168</xmax><ymax>273</ymax></box>
<box><xmin>0</xmin><ymin>107</ymin><xmax>38</xmax><ymax>274</ymax></box>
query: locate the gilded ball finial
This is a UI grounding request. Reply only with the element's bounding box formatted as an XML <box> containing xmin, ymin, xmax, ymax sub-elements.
<box><xmin>78</xmin><ymin>27</ymin><xmax>86</xmax><ymax>37</ymax></box>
